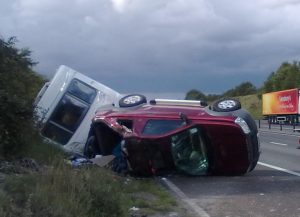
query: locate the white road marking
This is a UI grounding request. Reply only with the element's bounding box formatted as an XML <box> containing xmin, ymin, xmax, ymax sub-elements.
<box><xmin>258</xmin><ymin>162</ymin><xmax>300</xmax><ymax>177</ymax></box>
<box><xmin>161</xmin><ymin>178</ymin><xmax>210</xmax><ymax>217</ymax></box>
<box><xmin>259</xmin><ymin>130</ymin><xmax>300</xmax><ymax>138</ymax></box>
<box><xmin>270</xmin><ymin>142</ymin><xmax>288</xmax><ymax>146</ymax></box>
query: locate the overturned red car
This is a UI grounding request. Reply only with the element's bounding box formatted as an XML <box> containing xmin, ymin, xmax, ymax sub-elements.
<box><xmin>84</xmin><ymin>94</ymin><xmax>260</xmax><ymax>176</ymax></box>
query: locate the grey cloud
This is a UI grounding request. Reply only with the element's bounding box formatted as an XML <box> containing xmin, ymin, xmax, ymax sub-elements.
<box><xmin>1</xmin><ymin>0</ymin><xmax>300</xmax><ymax>96</ymax></box>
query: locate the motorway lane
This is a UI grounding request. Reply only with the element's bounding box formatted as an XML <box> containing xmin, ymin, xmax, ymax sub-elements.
<box><xmin>164</xmin><ymin>128</ymin><xmax>300</xmax><ymax>217</ymax></box>
<box><xmin>259</xmin><ymin>130</ymin><xmax>300</xmax><ymax>172</ymax></box>
<box><xmin>166</xmin><ymin>166</ymin><xmax>300</xmax><ymax>217</ymax></box>
<box><xmin>259</xmin><ymin>131</ymin><xmax>300</xmax><ymax>149</ymax></box>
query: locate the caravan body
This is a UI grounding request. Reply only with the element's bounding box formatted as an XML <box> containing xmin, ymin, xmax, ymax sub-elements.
<box><xmin>35</xmin><ymin>65</ymin><xmax>121</xmax><ymax>153</ymax></box>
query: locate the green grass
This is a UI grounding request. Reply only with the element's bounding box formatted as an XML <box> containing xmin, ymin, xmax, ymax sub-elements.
<box><xmin>0</xmin><ymin>159</ymin><xmax>185</xmax><ymax>217</ymax></box>
<box><xmin>0</xmin><ymin>164</ymin><xmax>125</xmax><ymax>217</ymax></box>
<box><xmin>0</xmin><ymin>122</ymin><xmax>188</xmax><ymax>217</ymax></box>
<box><xmin>123</xmin><ymin>178</ymin><xmax>179</xmax><ymax>215</ymax></box>
<box><xmin>234</xmin><ymin>94</ymin><xmax>263</xmax><ymax>119</ymax></box>
<box><xmin>22</xmin><ymin>141</ymin><xmax>66</xmax><ymax>165</ymax></box>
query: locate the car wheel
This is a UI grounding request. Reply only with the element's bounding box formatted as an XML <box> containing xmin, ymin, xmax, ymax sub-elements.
<box><xmin>212</xmin><ymin>98</ymin><xmax>241</xmax><ymax>112</ymax></box>
<box><xmin>84</xmin><ymin>135</ymin><xmax>100</xmax><ymax>158</ymax></box>
<box><xmin>119</xmin><ymin>94</ymin><xmax>147</xmax><ymax>107</ymax></box>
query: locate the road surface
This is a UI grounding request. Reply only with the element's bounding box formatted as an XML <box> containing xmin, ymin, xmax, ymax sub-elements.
<box><xmin>162</xmin><ymin>126</ymin><xmax>300</xmax><ymax>217</ymax></box>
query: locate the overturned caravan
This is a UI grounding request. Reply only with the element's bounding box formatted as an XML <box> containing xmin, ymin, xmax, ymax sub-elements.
<box><xmin>84</xmin><ymin>97</ymin><xmax>260</xmax><ymax>176</ymax></box>
<box><xmin>34</xmin><ymin>65</ymin><xmax>122</xmax><ymax>154</ymax></box>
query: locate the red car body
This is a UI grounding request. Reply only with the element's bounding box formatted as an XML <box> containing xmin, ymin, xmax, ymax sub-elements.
<box><xmin>85</xmin><ymin>98</ymin><xmax>260</xmax><ymax>176</ymax></box>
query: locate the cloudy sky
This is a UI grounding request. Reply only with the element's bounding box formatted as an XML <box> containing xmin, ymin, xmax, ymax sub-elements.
<box><xmin>1</xmin><ymin>0</ymin><xmax>300</xmax><ymax>99</ymax></box>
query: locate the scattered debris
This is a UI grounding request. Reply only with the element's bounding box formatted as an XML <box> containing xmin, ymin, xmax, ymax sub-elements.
<box><xmin>90</xmin><ymin>155</ymin><xmax>115</xmax><ymax>167</ymax></box>
<box><xmin>129</xmin><ymin>206</ymin><xmax>140</xmax><ymax>211</ymax></box>
<box><xmin>64</xmin><ymin>155</ymin><xmax>93</xmax><ymax>168</ymax></box>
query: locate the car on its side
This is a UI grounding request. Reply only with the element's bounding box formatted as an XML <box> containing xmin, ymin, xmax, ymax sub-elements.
<box><xmin>84</xmin><ymin>95</ymin><xmax>260</xmax><ymax>176</ymax></box>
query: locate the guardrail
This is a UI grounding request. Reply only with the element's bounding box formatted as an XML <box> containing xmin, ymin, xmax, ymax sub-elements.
<box><xmin>256</xmin><ymin>119</ymin><xmax>300</xmax><ymax>133</ymax></box>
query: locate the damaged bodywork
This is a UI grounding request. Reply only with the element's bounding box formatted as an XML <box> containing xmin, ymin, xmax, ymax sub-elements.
<box><xmin>84</xmin><ymin>97</ymin><xmax>260</xmax><ymax>176</ymax></box>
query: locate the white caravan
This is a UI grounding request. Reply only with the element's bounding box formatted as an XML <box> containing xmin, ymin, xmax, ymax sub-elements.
<box><xmin>34</xmin><ymin>65</ymin><xmax>122</xmax><ymax>154</ymax></box>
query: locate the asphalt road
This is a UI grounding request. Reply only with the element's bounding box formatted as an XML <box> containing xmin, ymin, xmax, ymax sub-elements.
<box><xmin>162</xmin><ymin>124</ymin><xmax>300</xmax><ymax>217</ymax></box>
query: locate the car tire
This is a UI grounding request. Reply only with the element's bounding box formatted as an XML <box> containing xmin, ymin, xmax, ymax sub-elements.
<box><xmin>119</xmin><ymin>94</ymin><xmax>147</xmax><ymax>107</ymax></box>
<box><xmin>211</xmin><ymin>98</ymin><xmax>241</xmax><ymax>112</ymax></box>
<box><xmin>84</xmin><ymin>135</ymin><xmax>100</xmax><ymax>159</ymax></box>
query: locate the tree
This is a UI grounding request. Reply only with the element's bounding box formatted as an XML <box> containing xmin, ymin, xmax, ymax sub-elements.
<box><xmin>223</xmin><ymin>82</ymin><xmax>257</xmax><ymax>97</ymax></box>
<box><xmin>185</xmin><ymin>89</ymin><xmax>207</xmax><ymax>101</ymax></box>
<box><xmin>263</xmin><ymin>72</ymin><xmax>275</xmax><ymax>93</ymax></box>
<box><xmin>0</xmin><ymin>37</ymin><xmax>45</xmax><ymax>157</ymax></box>
<box><xmin>261</xmin><ymin>62</ymin><xmax>300</xmax><ymax>94</ymax></box>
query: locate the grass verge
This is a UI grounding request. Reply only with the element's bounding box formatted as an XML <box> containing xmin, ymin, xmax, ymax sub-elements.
<box><xmin>234</xmin><ymin>94</ymin><xmax>262</xmax><ymax>119</ymax></box>
<box><xmin>0</xmin><ymin>159</ymin><xmax>186</xmax><ymax>217</ymax></box>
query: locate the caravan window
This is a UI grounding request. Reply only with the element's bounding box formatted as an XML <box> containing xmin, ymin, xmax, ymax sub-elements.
<box><xmin>42</xmin><ymin>79</ymin><xmax>96</xmax><ymax>145</ymax></box>
<box><xmin>50</xmin><ymin>95</ymin><xmax>89</xmax><ymax>131</ymax></box>
<box><xmin>67</xmin><ymin>79</ymin><xmax>97</xmax><ymax>104</ymax></box>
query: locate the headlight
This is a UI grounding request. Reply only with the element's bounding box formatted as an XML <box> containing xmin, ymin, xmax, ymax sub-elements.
<box><xmin>235</xmin><ymin>117</ymin><xmax>251</xmax><ymax>134</ymax></box>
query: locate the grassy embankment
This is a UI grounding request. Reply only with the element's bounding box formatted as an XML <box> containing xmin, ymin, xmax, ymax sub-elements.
<box><xmin>234</xmin><ymin>94</ymin><xmax>263</xmax><ymax>120</ymax></box>
<box><xmin>0</xmin><ymin>139</ymin><xmax>187</xmax><ymax>217</ymax></box>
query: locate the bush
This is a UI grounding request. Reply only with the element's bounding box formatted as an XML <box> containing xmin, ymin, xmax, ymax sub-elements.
<box><xmin>0</xmin><ymin>37</ymin><xmax>45</xmax><ymax>157</ymax></box>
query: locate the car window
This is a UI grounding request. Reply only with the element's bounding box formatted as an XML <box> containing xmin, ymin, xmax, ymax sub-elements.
<box><xmin>142</xmin><ymin>119</ymin><xmax>184</xmax><ymax>135</ymax></box>
<box><xmin>42</xmin><ymin>79</ymin><xmax>96</xmax><ymax>145</ymax></box>
<box><xmin>171</xmin><ymin>127</ymin><xmax>209</xmax><ymax>175</ymax></box>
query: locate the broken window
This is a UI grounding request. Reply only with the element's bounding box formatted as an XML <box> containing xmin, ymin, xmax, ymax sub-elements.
<box><xmin>142</xmin><ymin>119</ymin><xmax>184</xmax><ymax>135</ymax></box>
<box><xmin>42</xmin><ymin>79</ymin><xmax>96</xmax><ymax>145</ymax></box>
<box><xmin>117</xmin><ymin>119</ymin><xmax>133</xmax><ymax>131</ymax></box>
<box><xmin>171</xmin><ymin>127</ymin><xmax>209</xmax><ymax>175</ymax></box>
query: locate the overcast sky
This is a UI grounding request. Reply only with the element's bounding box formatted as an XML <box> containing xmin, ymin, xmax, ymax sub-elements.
<box><xmin>1</xmin><ymin>0</ymin><xmax>300</xmax><ymax>99</ymax></box>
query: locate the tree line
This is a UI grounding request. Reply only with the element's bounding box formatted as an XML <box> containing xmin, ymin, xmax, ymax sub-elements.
<box><xmin>186</xmin><ymin>62</ymin><xmax>300</xmax><ymax>101</ymax></box>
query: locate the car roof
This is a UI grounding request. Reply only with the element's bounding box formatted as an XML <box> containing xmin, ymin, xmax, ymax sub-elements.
<box><xmin>95</xmin><ymin>104</ymin><xmax>235</xmax><ymax>121</ymax></box>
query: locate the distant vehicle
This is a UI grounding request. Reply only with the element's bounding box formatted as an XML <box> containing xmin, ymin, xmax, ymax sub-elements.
<box><xmin>34</xmin><ymin>65</ymin><xmax>122</xmax><ymax>153</ymax></box>
<box><xmin>262</xmin><ymin>88</ymin><xmax>300</xmax><ymax>124</ymax></box>
<box><xmin>84</xmin><ymin>96</ymin><xmax>260</xmax><ymax>176</ymax></box>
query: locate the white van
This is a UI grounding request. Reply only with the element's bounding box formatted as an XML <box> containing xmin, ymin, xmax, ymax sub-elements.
<box><xmin>34</xmin><ymin>65</ymin><xmax>122</xmax><ymax>154</ymax></box>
